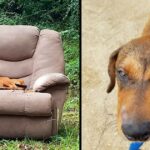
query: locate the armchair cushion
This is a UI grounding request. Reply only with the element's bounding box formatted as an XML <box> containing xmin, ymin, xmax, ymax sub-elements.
<box><xmin>33</xmin><ymin>73</ymin><xmax>70</xmax><ymax>92</ymax></box>
<box><xmin>0</xmin><ymin>25</ymin><xmax>39</xmax><ymax>61</ymax></box>
<box><xmin>0</xmin><ymin>90</ymin><xmax>52</xmax><ymax>116</ymax></box>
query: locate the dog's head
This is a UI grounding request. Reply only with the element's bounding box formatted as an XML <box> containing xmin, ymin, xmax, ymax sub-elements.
<box><xmin>107</xmin><ymin>36</ymin><xmax>150</xmax><ymax>141</ymax></box>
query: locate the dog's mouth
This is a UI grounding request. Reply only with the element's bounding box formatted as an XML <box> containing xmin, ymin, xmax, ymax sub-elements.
<box><xmin>125</xmin><ymin>134</ymin><xmax>149</xmax><ymax>142</ymax></box>
<box><xmin>121</xmin><ymin>122</ymin><xmax>150</xmax><ymax>142</ymax></box>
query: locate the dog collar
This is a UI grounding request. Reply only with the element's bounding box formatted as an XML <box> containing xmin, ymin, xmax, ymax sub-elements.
<box><xmin>129</xmin><ymin>142</ymin><xmax>144</xmax><ymax>150</ymax></box>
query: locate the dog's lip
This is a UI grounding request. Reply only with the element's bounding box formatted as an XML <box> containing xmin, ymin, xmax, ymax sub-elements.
<box><xmin>125</xmin><ymin>134</ymin><xmax>149</xmax><ymax>142</ymax></box>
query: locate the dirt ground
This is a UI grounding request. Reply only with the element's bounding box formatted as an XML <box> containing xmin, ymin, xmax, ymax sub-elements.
<box><xmin>82</xmin><ymin>0</ymin><xmax>150</xmax><ymax>150</ymax></box>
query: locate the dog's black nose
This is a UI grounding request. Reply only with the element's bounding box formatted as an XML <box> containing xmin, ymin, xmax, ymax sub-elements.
<box><xmin>122</xmin><ymin>121</ymin><xmax>150</xmax><ymax>141</ymax></box>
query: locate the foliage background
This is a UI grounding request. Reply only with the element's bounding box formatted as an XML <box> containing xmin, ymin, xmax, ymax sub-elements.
<box><xmin>0</xmin><ymin>0</ymin><xmax>79</xmax><ymax>149</ymax></box>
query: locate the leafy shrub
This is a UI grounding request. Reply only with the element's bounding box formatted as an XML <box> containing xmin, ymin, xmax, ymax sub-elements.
<box><xmin>63</xmin><ymin>38</ymin><xmax>79</xmax><ymax>96</ymax></box>
<box><xmin>0</xmin><ymin>0</ymin><xmax>79</xmax><ymax>30</ymax></box>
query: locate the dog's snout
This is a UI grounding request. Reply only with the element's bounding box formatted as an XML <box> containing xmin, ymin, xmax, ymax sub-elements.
<box><xmin>122</xmin><ymin>121</ymin><xmax>150</xmax><ymax>141</ymax></box>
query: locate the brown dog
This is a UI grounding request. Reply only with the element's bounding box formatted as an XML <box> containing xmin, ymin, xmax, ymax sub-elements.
<box><xmin>0</xmin><ymin>77</ymin><xmax>26</xmax><ymax>90</ymax></box>
<box><xmin>107</xmin><ymin>18</ymin><xmax>150</xmax><ymax>141</ymax></box>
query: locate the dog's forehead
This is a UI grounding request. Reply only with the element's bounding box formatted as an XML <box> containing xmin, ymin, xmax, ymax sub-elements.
<box><xmin>116</xmin><ymin>37</ymin><xmax>150</xmax><ymax>80</ymax></box>
<box><xmin>117</xmin><ymin>37</ymin><xmax>150</xmax><ymax>65</ymax></box>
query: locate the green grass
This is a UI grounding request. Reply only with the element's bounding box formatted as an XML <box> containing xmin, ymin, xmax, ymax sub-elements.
<box><xmin>0</xmin><ymin>96</ymin><xmax>79</xmax><ymax>150</ymax></box>
<box><xmin>63</xmin><ymin>38</ymin><xmax>79</xmax><ymax>97</ymax></box>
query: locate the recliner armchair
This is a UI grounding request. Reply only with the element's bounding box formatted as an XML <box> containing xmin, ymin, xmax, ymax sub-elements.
<box><xmin>0</xmin><ymin>25</ymin><xmax>69</xmax><ymax>139</ymax></box>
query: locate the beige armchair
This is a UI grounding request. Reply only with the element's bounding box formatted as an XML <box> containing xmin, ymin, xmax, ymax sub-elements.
<box><xmin>0</xmin><ymin>25</ymin><xmax>69</xmax><ymax>139</ymax></box>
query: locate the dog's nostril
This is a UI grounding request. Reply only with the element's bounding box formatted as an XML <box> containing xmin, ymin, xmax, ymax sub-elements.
<box><xmin>122</xmin><ymin>122</ymin><xmax>150</xmax><ymax>141</ymax></box>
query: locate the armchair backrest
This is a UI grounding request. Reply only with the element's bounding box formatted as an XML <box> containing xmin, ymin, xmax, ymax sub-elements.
<box><xmin>0</xmin><ymin>25</ymin><xmax>65</xmax><ymax>89</ymax></box>
<box><xmin>30</xmin><ymin>29</ymin><xmax>65</xmax><ymax>88</ymax></box>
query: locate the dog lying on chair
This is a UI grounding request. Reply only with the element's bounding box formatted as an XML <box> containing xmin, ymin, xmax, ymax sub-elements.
<box><xmin>0</xmin><ymin>77</ymin><xmax>27</xmax><ymax>90</ymax></box>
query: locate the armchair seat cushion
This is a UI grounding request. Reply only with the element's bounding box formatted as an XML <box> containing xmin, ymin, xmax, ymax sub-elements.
<box><xmin>0</xmin><ymin>90</ymin><xmax>52</xmax><ymax>117</ymax></box>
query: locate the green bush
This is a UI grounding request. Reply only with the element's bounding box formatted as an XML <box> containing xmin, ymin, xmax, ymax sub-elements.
<box><xmin>63</xmin><ymin>38</ymin><xmax>79</xmax><ymax>96</ymax></box>
<box><xmin>0</xmin><ymin>0</ymin><xmax>79</xmax><ymax>30</ymax></box>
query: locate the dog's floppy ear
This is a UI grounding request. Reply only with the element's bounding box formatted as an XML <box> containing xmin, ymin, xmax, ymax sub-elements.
<box><xmin>107</xmin><ymin>48</ymin><xmax>121</xmax><ymax>93</ymax></box>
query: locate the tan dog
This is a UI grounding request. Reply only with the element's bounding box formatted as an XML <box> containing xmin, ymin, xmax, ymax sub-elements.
<box><xmin>107</xmin><ymin>18</ymin><xmax>150</xmax><ymax>141</ymax></box>
<box><xmin>0</xmin><ymin>77</ymin><xmax>26</xmax><ymax>90</ymax></box>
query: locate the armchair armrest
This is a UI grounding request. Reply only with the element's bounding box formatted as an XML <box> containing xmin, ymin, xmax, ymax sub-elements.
<box><xmin>32</xmin><ymin>73</ymin><xmax>70</xmax><ymax>92</ymax></box>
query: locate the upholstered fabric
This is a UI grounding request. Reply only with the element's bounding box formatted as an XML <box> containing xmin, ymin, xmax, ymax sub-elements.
<box><xmin>0</xmin><ymin>90</ymin><xmax>52</xmax><ymax>116</ymax></box>
<box><xmin>0</xmin><ymin>25</ymin><xmax>69</xmax><ymax>139</ymax></box>
<box><xmin>0</xmin><ymin>58</ymin><xmax>33</xmax><ymax>78</ymax></box>
<box><xmin>0</xmin><ymin>25</ymin><xmax>39</xmax><ymax>87</ymax></box>
<box><xmin>21</xmin><ymin>75</ymin><xmax>32</xmax><ymax>89</ymax></box>
<box><xmin>33</xmin><ymin>73</ymin><xmax>70</xmax><ymax>92</ymax></box>
<box><xmin>30</xmin><ymin>29</ymin><xmax>65</xmax><ymax>88</ymax></box>
<box><xmin>0</xmin><ymin>116</ymin><xmax>52</xmax><ymax>139</ymax></box>
<box><xmin>0</xmin><ymin>25</ymin><xmax>39</xmax><ymax>61</ymax></box>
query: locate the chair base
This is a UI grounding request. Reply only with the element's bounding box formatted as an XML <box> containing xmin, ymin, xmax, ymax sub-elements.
<box><xmin>0</xmin><ymin>116</ymin><xmax>55</xmax><ymax>139</ymax></box>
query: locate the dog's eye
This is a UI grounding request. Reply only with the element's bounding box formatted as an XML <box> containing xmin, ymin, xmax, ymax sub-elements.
<box><xmin>117</xmin><ymin>68</ymin><xmax>128</xmax><ymax>80</ymax></box>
